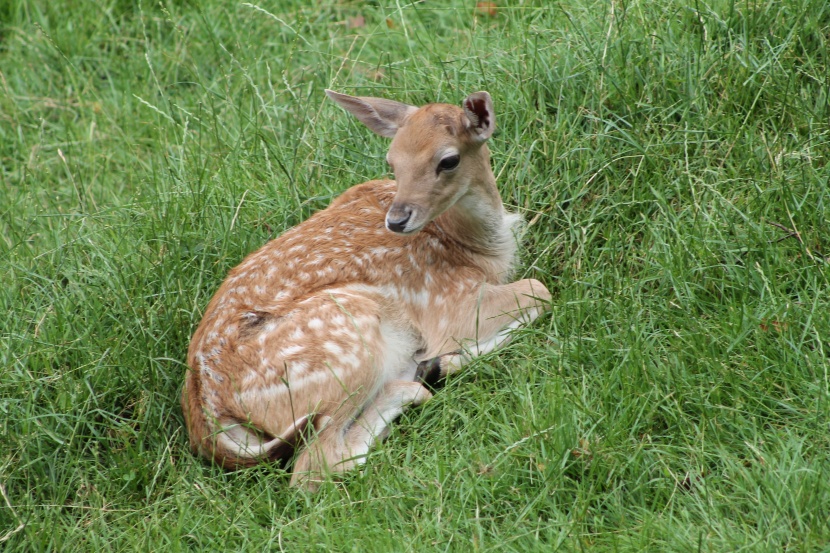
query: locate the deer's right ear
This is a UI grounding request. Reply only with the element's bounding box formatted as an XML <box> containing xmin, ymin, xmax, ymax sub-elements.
<box><xmin>462</xmin><ymin>91</ymin><xmax>495</xmax><ymax>143</ymax></box>
<box><xmin>326</xmin><ymin>90</ymin><xmax>418</xmax><ymax>138</ymax></box>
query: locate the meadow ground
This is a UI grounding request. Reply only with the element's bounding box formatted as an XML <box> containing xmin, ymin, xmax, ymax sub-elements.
<box><xmin>1</xmin><ymin>0</ymin><xmax>829</xmax><ymax>550</ymax></box>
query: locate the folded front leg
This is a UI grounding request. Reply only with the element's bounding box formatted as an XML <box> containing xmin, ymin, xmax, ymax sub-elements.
<box><xmin>417</xmin><ymin>278</ymin><xmax>550</xmax><ymax>388</ymax></box>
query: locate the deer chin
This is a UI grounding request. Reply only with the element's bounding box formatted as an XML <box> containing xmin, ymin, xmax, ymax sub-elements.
<box><xmin>387</xmin><ymin>225</ymin><xmax>423</xmax><ymax>236</ymax></box>
<box><xmin>384</xmin><ymin>205</ymin><xmax>430</xmax><ymax>235</ymax></box>
<box><xmin>387</xmin><ymin>221</ymin><xmax>427</xmax><ymax>236</ymax></box>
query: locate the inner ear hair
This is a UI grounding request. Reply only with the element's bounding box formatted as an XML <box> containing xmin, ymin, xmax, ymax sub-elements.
<box><xmin>462</xmin><ymin>91</ymin><xmax>495</xmax><ymax>141</ymax></box>
<box><xmin>464</xmin><ymin>98</ymin><xmax>488</xmax><ymax>128</ymax></box>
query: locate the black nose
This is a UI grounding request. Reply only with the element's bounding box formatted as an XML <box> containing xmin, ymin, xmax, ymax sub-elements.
<box><xmin>386</xmin><ymin>207</ymin><xmax>412</xmax><ymax>233</ymax></box>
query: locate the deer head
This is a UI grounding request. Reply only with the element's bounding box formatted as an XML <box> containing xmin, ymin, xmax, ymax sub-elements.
<box><xmin>326</xmin><ymin>89</ymin><xmax>497</xmax><ymax>235</ymax></box>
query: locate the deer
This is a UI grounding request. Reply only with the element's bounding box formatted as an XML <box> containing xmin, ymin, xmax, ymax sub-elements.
<box><xmin>181</xmin><ymin>89</ymin><xmax>551</xmax><ymax>489</ymax></box>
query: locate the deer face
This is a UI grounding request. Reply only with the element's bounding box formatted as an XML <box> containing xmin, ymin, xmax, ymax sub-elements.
<box><xmin>325</xmin><ymin>90</ymin><xmax>496</xmax><ymax>236</ymax></box>
<box><xmin>385</xmin><ymin>105</ymin><xmax>477</xmax><ymax>234</ymax></box>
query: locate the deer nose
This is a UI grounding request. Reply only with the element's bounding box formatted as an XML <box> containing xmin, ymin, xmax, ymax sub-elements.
<box><xmin>386</xmin><ymin>205</ymin><xmax>413</xmax><ymax>233</ymax></box>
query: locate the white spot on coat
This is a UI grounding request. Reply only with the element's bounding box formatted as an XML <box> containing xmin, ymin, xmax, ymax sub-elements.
<box><xmin>324</xmin><ymin>342</ymin><xmax>343</xmax><ymax>356</ymax></box>
<box><xmin>278</xmin><ymin>344</ymin><xmax>304</xmax><ymax>358</ymax></box>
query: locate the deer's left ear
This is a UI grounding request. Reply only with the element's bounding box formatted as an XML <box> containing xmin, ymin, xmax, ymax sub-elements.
<box><xmin>462</xmin><ymin>91</ymin><xmax>495</xmax><ymax>142</ymax></box>
<box><xmin>326</xmin><ymin>89</ymin><xmax>418</xmax><ymax>138</ymax></box>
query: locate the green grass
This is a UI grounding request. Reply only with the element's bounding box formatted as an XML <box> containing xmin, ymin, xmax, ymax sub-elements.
<box><xmin>2</xmin><ymin>0</ymin><xmax>829</xmax><ymax>550</ymax></box>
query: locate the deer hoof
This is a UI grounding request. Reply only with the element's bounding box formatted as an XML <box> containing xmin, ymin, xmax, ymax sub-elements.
<box><xmin>414</xmin><ymin>350</ymin><xmax>462</xmax><ymax>390</ymax></box>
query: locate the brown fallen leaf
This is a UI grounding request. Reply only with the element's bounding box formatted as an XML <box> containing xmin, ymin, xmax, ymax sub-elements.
<box><xmin>476</xmin><ymin>1</ymin><xmax>498</xmax><ymax>17</ymax></box>
<box><xmin>347</xmin><ymin>15</ymin><xmax>365</xmax><ymax>29</ymax></box>
<box><xmin>571</xmin><ymin>437</ymin><xmax>592</xmax><ymax>459</ymax></box>
<box><xmin>760</xmin><ymin>319</ymin><xmax>788</xmax><ymax>333</ymax></box>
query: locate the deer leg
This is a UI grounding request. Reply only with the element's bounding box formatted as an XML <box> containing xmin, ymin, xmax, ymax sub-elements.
<box><xmin>346</xmin><ymin>380</ymin><xmax>432</xmax><ymax>444</ymax></box>
<box><xmin>416</xmin><ymin>278</ymin><xmax>550</xmax><ymax>388</ymax></box>
<box><xmin>290</xmin><ymin>380</ymin><xmax>431</xmax><ymax>490</ymax></box>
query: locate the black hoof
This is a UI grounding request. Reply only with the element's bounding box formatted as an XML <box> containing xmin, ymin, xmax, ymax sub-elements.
<box><xmin>415</xmin><ymin>357</ymin><xmax>444</xmax><ymax>391</ymax></box>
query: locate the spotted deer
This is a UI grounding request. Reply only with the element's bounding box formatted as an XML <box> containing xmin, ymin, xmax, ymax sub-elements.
<box><xmin>182</xmin><ymin>89</ymin><xmax>551</xmax><ymax>489</ymax></box>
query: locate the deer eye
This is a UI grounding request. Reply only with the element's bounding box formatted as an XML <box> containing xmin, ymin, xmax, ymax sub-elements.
<box><xmin>437</xmin><ymin>154</ymin><xmax>460</xmax><ymax>174</ymax></box>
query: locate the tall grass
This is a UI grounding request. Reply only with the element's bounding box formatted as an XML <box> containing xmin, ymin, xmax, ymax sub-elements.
<box><xmin>1</xmin><ymin>0</ymin><xmax>828</xmax><ymax>550</ymax></box>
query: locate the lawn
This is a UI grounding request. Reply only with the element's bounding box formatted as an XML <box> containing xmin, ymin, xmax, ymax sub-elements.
<box><xmin>1</xmin><ymin>0</ymin><xmax>829</xmax><ymax>550</ymax></box>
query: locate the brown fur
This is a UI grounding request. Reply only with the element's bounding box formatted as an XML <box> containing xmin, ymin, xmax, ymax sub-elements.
<box><xmin>182</xmin><ymin>91</ymin><xmax>551</xmax><ymax>488</ymax></box>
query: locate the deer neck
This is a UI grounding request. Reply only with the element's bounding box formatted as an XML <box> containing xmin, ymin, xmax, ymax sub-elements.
<box><xmin>434</xmin><ymin>158</ymin><xmax>519</xmax><ymax>262</ymax></box>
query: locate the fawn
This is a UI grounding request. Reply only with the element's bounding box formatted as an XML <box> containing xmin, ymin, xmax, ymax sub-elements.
<box><xmin>182</xmin><ymin>89</ymin><xmax>551</xmax><ymax>489</ymax></box>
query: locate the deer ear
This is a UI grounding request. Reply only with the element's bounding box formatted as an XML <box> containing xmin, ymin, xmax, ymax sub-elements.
<box><xmin>326</xmin><ymin>90</ymin><xmax>418</xmax><ymax>138</ymax></box>
<box><xmin>462</xmin><ymin>91</ymin><xmax>495</xmax><ymax>142</ymax></box>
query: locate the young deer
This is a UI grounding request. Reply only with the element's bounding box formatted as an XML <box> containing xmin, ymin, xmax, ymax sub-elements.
<box><xmin>182</xmin><ymin>90</ymin><xmax>551</xmax><ymax>489</ymax></box>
